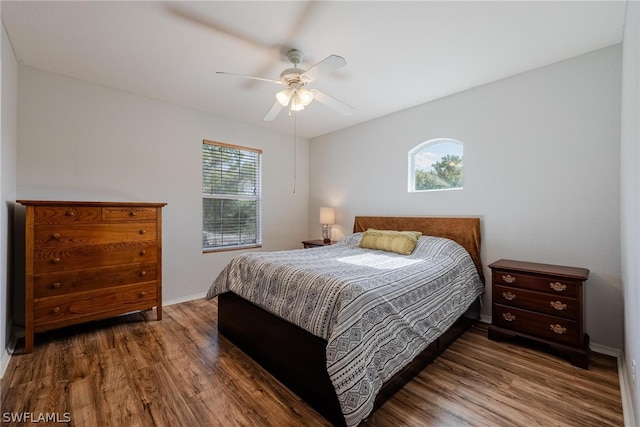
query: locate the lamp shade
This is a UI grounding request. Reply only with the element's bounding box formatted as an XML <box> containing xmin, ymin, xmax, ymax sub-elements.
<box><xmin>319</xmin><ymin>207</ymin><xmax>336</xmax><ymax>225</ymax></box>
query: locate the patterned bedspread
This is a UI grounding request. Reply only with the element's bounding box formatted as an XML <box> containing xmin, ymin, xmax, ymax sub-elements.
<box><xmin>206</xmin><ymin>233</ymin><xmax>484</xmax><ymax>426</ymax></box>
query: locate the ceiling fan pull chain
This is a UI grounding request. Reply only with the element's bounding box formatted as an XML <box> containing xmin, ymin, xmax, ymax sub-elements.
<box><xmin>293</xmin><ymin>111</ymin><xmax>297</xmax><ymax>194</ymax></box>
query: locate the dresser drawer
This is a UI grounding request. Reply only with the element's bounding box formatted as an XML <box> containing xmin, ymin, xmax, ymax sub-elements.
<box><xmin>34</xmin><ymin>243</ymin><xmax>158</xmax><ymax>273</ymax></box>
<box><xmin>492</xmin><ymin>270</ymin><xmax>579</xmax><ymax>297</ymax></box>
<box><xmin>34</xmin><ymin>282</ymin><xmax>158</xmax><ymax>328</ymax></box>
<box><xmin>103</xmin><ymin>206</ymin><xmax>157</xmax><ymax>222</ymax></box>
<box><xmin>34</xmin><ymin>262</ymin><xmax>158</xmax><ymax>298</ymax></box>
<box><xmin>493</xmin><ymin>304</ymin><xmax>579</xmax><ymax>346</ymax></box>
<box><xmin>494</xmin><ymin>284</ymin><xmax>578</xmax><ymax>319</ymax></box>
<box><xmin>34</xmin><ymin>223</ymin><xmax>157</xmax><ymax>248</ymax></box>
<box><xmin>33</xmin><ymin>206</ymin><xmax>101</xmax><ymax>225</ymax></box>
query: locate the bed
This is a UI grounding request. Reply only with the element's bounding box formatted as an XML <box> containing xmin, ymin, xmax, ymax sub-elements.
<box><xmin>206</xmin><ymin>216</ymin><xmax>485</xmax><ymax>426</ymax></box>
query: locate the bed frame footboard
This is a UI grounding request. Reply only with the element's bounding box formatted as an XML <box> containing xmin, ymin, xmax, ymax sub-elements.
<box><xmin>218</xmin><ymin>292</ymin><xmax>480</xmax><ymax>426</ymax></box>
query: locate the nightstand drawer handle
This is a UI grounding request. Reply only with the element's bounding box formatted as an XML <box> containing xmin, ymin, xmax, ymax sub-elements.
<box><xmin>550</xmin><ymin>301</ymin><xmax>567</xmax><ymax>311</ymax></box>
<box><xmin>140</xmin><ymin>270</ymin><xmax>147</xmax><ymax>276</ymax></box>
<box><xmin>52</xmin><ymin>257</ymin><xmax>61</xmax><ymax>264</ymax></box>
<box><xmin>502</xmin><ymin>312</ymin><xmax>516</xmax><ymax>322</ymax></box>
<box><xmin>52</xmin><ymin>307</ymin><xmax>60</xmax><ymax>314</ymax></box>
<box><xmin>140</xmin><ymin>250</ymin><xmax>147</xmax><ymax>256</ymax></box>
<box><xmin>139</xmin><ymin>291</ymin><xmax>146</xmax><ymax>297</ymax></box>
<box><xmin>139</xmin><ymin>229</ymin><xmax>146</xmax><ymax>235</ymax></box>
<box><xmin>130</xmin><ymin>210</ymin><xmax>137</xmax><ymax>216</ymax></box>
<box><xmin>549</xmin><ymin>282</ymin><xmax>567</xmax><ymax>292</ymax></box>
<box><xmin>51</xmin><ymin>282</ymin><xmax>61</xmax><ymax>289</ymax></box>
<box><xmin>502</xmin><ymin>291</ymin><xmax>517</xmax><ymax>301</ymax></box>
<box><xmin>52</xmin><ymin>233</ymin><xmax>61</xmax><ymax>239</ymax></box>
<box><xmin>66</xmin><ymin>209</ymin><xmax>76</xmax><ymax>217</ymax></box>
<box><xmin>550</xmin><ymin>324</ymin><xmax>567</xmax><ymax>334</ymax></box>
<box><xmin>502</xmin><ymin>274</ymin><xmax>516</xmax><ymax>284</ymax></box>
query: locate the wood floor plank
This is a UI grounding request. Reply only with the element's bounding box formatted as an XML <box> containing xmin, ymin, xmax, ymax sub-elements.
<box><xmin>1</xmin><ymin>299</ymin><xmax>624</xmax><ymax>426</ymax></box>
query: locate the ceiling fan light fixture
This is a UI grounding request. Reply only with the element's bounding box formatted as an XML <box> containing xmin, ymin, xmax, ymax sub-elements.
<box><xmin>297</xmin><ymin>88</ymin><xmax>314</xmax><ymax>106</ymax></box>
<box><xmin>276</xmin><ymin>89</ymin><xmax>292</xmax><ymax>107</ymax></box>
<box><xmin>290</xmin><ymin>92</ymin><xmax>305</xmax><ymax>111</ymax></box>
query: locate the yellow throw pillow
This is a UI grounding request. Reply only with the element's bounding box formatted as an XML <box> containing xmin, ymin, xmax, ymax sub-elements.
<box><xmin>358</xmin><ymin>229</ymin><xmax>422</xmax><ymax>255</ymax></box>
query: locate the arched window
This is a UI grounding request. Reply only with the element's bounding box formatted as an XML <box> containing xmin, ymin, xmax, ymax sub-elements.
<box><xmin>408</xmin><ymin>138</ymin><xmax>463</xmax><ymax>192</ymax></box>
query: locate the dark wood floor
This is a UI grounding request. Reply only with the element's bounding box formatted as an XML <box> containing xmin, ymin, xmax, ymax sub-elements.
<box><xmin>2</xmin><ymin>298</ymin><xmax>624</xmax><ymax>426</ymax></box>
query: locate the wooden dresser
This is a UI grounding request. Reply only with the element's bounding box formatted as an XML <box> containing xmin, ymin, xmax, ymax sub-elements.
<box><xmin>487</xmin><ymin>259</ymin><xmax>590</xmax><ymax>368</ymax></box>
<box><xmin>17</xmin><ymin>200</ymin><xmax>167</xmax><ymax>353</ymax></box>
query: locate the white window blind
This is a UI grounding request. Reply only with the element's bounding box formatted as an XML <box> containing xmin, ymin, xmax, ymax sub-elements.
<box><xmin>202</xmin><ymin>140</ymin><xmax>262</xmax><ymax>251</ymax></box>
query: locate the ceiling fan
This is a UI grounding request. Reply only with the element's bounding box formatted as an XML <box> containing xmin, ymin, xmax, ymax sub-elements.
<box><xmin>217</xmin><ymin>49</ymin><xmax>355</xmax><ymax>121</ymax></box>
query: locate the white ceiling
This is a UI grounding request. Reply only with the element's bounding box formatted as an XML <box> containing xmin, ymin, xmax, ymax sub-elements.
<box><xmin>1</xmin><ymin>1</ymin><xmax>627</xmax><ymax>139</ymax></box>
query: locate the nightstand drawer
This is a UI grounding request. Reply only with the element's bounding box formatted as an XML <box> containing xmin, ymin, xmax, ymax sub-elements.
<box><xmin>492</xmin><ymin>270</ymin><xmax>579</xmax><ymax>297</ymax></box>
<box><xmin>494</xmin><ymin>284</ymin><xmax>578</xmax><ymax>319</ymax></box>
<box><xmin>493</xmin><ymin>304</ymin><xmax>579</xmax><ymax>346</ymax></box>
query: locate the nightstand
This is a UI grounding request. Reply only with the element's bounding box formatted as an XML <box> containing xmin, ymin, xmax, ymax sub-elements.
<box><xmin>487</xmin><ymin>259</ymin><xmax>590</xmax><ymax>369</ymax></box>
<box><xmin>301</xmin><ymin>240</ymin><xmax>335</xmax><ymax>249</ymax></box>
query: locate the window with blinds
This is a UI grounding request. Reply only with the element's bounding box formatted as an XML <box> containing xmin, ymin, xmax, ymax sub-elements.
<box><xmin>202</xmin><ymin>140</ymin><xmax>262</xmax><ymax>251</ymax></box>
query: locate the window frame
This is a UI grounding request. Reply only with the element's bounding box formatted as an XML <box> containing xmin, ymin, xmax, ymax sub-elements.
<box><xmin>408</xmin><ymin>138</ymin><xmax>464</xmax><ymax>192</ymax></box>
<box><xmin>202</xmin><ymin>140</ymin><xmax>263</xmax><ymax>253</ymax></box>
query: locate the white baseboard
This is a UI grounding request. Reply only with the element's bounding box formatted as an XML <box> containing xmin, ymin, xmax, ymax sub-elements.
<box><xmin>591</xmin><ymin>342</ymin><xmax>622</xmax><ymax>358</ymax></box>
<box><xmin>619</xmin><ymin>354</ymin><xmax>638</xmax><ymax>427</ymax></box>
<box><xmin>1</xmin><ymin>335</ymin><xmax>17</xmax><ymax>379</ymax></box>
<box><xmin>162</xmin><ymin>292</ymin><xmax>207</xmax><ymax>307</ymax></box>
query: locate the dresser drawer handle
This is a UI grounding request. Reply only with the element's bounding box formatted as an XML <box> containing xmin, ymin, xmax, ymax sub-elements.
<box><xmin>139</xmin><ymin>229</ymin><xmax>146</xmax><ymax>235</ymax></box>
<box><xmin>550</xmin><ymin>324</ymin><xmax>567</xmax><ymax>334</ymax></box>
<box><xmin>502</xmin><ymin>274</ymin><xmax>516</xmax><ymax>284</ymax></box>
<box><xmin>140</xmin><ymin>270</ymin><xmax>147</xmax><ymax>276</ymax></box>
<box><xmin>550</xmin><ymin>301</ymin><xmax>567</xmax><ymax>311</ymax></box>
<box><xmin>502</xmin><ymin>291</ymin><xmax>517</xmax><ymax>301</ymax></box>
<box><xmin>66</xmin><ymin>209</ymin><xmax>76</xmax><ymax>217</ymax></box>
<box><xmin>139</xmin><ymin>291</ymin><xmax>146</xmax><ymax>297</ymax></box>
<box><xmin>51</xmin><ymin>282</ymin><xmax>61</xmax><ymax>289</ymax></box>
<box><xmin>140</xmin><ymin>250</ymin><xmax>147</xmax><ymax>256</ymax></box>
<box><xmin>130</xmin><ymin>210</ymin><xmax>137</xmax><ymax>216</ymax></box>
<box><xmin>52</xmin><ymin>257</ymin><xmax>61</xmax><ymax>264</ymax></box>
<box><xmin>52</xmin><ymin>307</ymin><xmax>60</xmax><ymax>314</ymax></box>
<box><xmin>502</xmin><ymin>312</ymin><xmax>516</xmax><ymax>322</ymax></box>
<box><xmin>52</xmin><ymin>233</ymin><xmax>61</xmax><ymax>239</ymax></box>
<box><xmin>549</xmin><ymin>282</ymin><xmax>567</xmax><ymax>292</ymax></box>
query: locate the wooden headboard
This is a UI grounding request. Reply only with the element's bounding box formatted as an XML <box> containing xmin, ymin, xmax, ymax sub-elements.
<box><xmin>353</xmin><ymin>216</ymin><xmax>484</xmax><ymax>282</ymax></box>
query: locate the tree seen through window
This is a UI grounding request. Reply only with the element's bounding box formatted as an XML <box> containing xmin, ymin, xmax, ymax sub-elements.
<box><xmin>409</xmin><ymin>139</ymin><xmax>463</xmax><ymax>191</ymax></box>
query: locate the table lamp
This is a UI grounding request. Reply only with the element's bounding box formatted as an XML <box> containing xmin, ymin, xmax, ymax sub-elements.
<box><xmin>319</xmin><ymin>207</ymin><xmax>335</xmax><ymax>244</ymax></box>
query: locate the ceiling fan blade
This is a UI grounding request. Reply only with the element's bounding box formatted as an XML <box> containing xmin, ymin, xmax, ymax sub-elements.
<box><xmin>301</xmin><ymin>55</ymin><xmax>347</xmax><ymax>82</ymax></box>
<box><xmin>310</xmin><ymin>89</ymin><xmax>355</xmax><ymax>115</ymax></box>
<box><xmin>169</xmin><ymin>6</ymin><xmax>272</xmax><ymax>52</ymax></box>
<box><xmin>263</xmin><ymin>101</ymin><xmax>284</xmax><ymax>121</ymax></box>
<box><xmin>216</xmin><ymin>72</ymin><xmax>283</xmax><ymax>85</ymax></box>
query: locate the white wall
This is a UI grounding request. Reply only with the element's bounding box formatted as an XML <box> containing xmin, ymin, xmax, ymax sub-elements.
<box><xmin>1</xmin><ymin>20</ymin><xmax>18</xmax><ymax>376</ymax></box>
<box><xmin>310</xmin><ymin>46</ymin><xmax>623</xmax><ymax>350</ymax></box>
<box><xmin>16</xmin><ymin>66</ymin><xmax>310</xmax><ymax>304</ymax></box>
<box><xmin>620</xmin><ymin>0</ymin><xmax>640</xmax><ymax>423</ymax></box>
